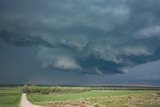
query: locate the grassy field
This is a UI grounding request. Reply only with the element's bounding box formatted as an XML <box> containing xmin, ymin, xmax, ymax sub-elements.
<box><xmin>0</xmin><ymin>86</ymin><xmax>160</xmax><ymax>107</ymax></box>
<box><xmin>0</xmin><ymin>87</ymin><xmax>21</xmax><ymax>107</ymax></box>
<box><xmin>28</xmin><ymin>90</ymin><xmax>160</xmax><ymax>107</ymax></box>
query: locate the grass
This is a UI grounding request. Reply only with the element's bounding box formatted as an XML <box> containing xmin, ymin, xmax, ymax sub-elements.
<box><xmin>0</xmin><ymin>87</ymin><xmax>21</xmax><ymax>107</ymax></box>
<box><xmin>0</xmin><ymin>86</ymin><xmax>160</xmax><ymax>107</ymax></box>
<box><xmin>28</xmin><ymin>90</ymin><xmax>160</xmax><ymax>107</ymax></box>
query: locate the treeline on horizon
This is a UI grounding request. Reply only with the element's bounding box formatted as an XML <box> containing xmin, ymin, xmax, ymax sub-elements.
<box><xmin>1</xmin><ymin>84</ymin><xmax>160</xmax><ymax>87</ymax></box>
<box><xmin>91</xmin><ymin>86</ymin><xmax>160</xmax><ymax>90</ymax></box>
<box><xmin>21</xmin><ymin>86</ymin><xmax>92</xmax><ymax>94</ymax></box>
<box><xmin>20</xmin><ymin>85</ymin><xmax>160</xmax><ymax>94</ymax></box>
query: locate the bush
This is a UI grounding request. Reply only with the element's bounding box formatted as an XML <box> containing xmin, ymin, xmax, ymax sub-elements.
<box><xmin>21</xmin><ymin>86</ymin><xmax>91</xmax><ymax>94</ymax></box>
<box><xmin>94</xmin><ymin>103</ymin><xmax>100</xmax><ymax>107</ymax></box>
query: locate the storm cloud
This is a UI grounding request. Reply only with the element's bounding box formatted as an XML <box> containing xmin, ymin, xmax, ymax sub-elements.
<box><xmin>0</xmin><ymin>0</ymin><xmax>160</xmax><ymax>75</ymax></box>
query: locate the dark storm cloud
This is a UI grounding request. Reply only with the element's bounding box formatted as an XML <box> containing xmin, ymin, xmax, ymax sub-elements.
<box><xmin>0</xmin><ymin>0</ymin><xmax>160</xmax><ymax>74</ymax></box>
<box><xmin>0</xmin><ymin>31</ymin><xmax>53</xmax><ymax>47</ymax></box>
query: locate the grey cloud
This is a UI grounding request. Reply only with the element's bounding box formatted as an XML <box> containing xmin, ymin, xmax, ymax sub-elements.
<box><xmin>0</xmin><ymin>0</ymin><xmax>160</xmax><ymax>74</ymax></box>
<box><xmin>37</xmin><ymin>47</ymin><xmax>82</xmax><ymax>71</ymax></box>
<box><xmin>136</xmin><ymin>25</ymin><xmax>160</xmax><ymax>38</ymax></box>
<box><xmin>0</xmin><ymin>31</ymin><xmax>53</xmax><ymax>47</ymax></box>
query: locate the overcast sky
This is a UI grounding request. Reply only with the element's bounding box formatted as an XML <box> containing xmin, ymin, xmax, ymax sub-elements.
<box><xmin>0</xmin><ymin>0</ymin><xmax>160</xmax><ymax>86</ymax></box>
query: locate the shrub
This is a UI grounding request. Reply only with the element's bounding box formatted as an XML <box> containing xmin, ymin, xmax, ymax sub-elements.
<box><xmin>21</xmin><ymin>86</ymin><xmax>91</xmax><ymax>94</ymax></box>
<box><xmin>94</xmin><ymin>103</ymin><xmax>100</xmax><ymax>107</ymax></box>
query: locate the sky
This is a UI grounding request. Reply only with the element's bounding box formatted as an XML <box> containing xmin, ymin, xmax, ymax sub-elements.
<box><xmin>0</xmin><ymin>0</ymin><xmax>160</xmax><ymax>86</ymax></box>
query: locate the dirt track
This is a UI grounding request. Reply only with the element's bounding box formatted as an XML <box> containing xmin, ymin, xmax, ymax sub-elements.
<box><xmin>19</xmin><ymin>93</ymin><xmax>45</xmax><ymax>107</ymax></box>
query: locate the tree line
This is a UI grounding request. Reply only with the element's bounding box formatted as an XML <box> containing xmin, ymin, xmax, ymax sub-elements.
<box><xmin>21</xmin><ymin>86</ymin><xmax>92</xmax><ymax>94</ymax></box>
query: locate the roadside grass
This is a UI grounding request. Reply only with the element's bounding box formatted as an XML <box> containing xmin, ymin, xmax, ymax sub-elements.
<box><xmin>0</xmin><ymin>87</ymin><xmax>21</xmax><ymax>107</ymax></box>
<box><xmin>27</xmin><ymin>90</ymin><xmax>160</xmax><ymax>107</ymax></box>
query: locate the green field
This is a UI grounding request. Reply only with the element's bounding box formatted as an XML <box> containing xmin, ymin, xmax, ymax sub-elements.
<box><xmin>0</xmin><ymin>87</ymin><xmax>21</xmax><ymax>107</ymax></box>
<box><xmin>28</xmin><ymin>90</ymin><xmax>160</xmax><ymax>107</ymax></box>
<box><xmin>0</xmin><ymin>86</ymin><xmax>160</xmax><ymax>107</ymax></box>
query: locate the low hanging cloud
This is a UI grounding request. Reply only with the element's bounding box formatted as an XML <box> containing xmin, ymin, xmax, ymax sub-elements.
<box><xmin>37</xmin><ymin>47</ymin><xmax>82</xmax><ymax>71</ymax></box>
<box><xmin>0</xmin><ymin>0</ymin><xmax>160</xmax><ymax>74</ymax></box>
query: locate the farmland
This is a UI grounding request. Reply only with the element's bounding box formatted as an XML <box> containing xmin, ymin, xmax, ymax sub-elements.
<box><xmin>0</xmin><ymin>87</ymin><xmax>21</xmax><ymax>107</ymax></box>
<box><xmin>0</xmin><ymin>86</ymin><xmax>160</xmax><ymax>107</ymax></box>
<box><xmin>25</xmin><ymin>86</ymin><xmax>160</xmax><ymax>107</ymax></box>
<box><xmin>28</xmin><ymin>90</ymin><xmax>160</xmax><ymax>107</ymax></box>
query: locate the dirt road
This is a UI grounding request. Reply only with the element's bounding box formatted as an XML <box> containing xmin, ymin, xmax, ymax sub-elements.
<box><xmin>19</xmin><ymin>93</ymin><xmax>45</xmax><ymax>107</ymax></box>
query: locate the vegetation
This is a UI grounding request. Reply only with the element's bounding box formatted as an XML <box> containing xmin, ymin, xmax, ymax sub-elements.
<box><xmin>21</xmin><ymin>85</ymin><xmax>160</xmax><ymax>94</ymax></box>
<box><xmin>0</xmin><ymin>86</ymin><xmax>160</xmax><ymax>107</ymax></box>
<box><xmin>28</xmin><ymin>90</ymin><xmax>160</xmax><ymax>107</ymax></box>
<box><xmin>0</xmin><ymin>87</ymin><xmax>21</xmax><ymax>107</ymax></box>
<box><xmin>91</xmin><ymin>86</ymin><xmax>160</xmax><ymax>90</ymax></box>
<box><xmin>21</xmin><ymin>86</ymin><xmax>92</xmax><ymax>94</ymax></box>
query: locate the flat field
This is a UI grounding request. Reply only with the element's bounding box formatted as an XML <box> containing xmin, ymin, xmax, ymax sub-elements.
<box><xmin>0</xmin><ymin>87</ymin><xmax>21</xmax><ymax>107</ymax></box>
<box><xmin>0</xmin><ymin>86</ymin><xmax>160</xmax><ymax>107</ymax></box>
<box><xmin>28</xmin><ymin>89</ymin><xmax>160</xmax><ymax>107</ymax></box>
